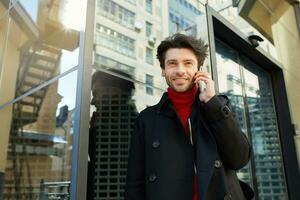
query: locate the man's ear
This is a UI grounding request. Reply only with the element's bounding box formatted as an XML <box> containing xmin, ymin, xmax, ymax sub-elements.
<box><xmin>161</xmin><ymin>69</ymin><xmax>165</xmax><ymax>77</ymax></box>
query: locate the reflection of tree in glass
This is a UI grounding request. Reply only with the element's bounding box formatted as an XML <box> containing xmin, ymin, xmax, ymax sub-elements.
<box><xmin>87</xmin><ymin>69</ymin><xmax>137</xmax><ymax>200</ymax></box>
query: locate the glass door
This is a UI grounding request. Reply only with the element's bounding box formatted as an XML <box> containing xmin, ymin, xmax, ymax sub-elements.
<box><xmin>215</xmin><ymin>39</ymin><xmax>288</xmax><ymax>200</ymax></box>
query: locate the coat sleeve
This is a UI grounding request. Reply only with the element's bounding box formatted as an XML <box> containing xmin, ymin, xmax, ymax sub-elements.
<box><xmin>201</xmin><ymin>95</ymin><xmax>252</xmax><ymax>170</ymax></box>
<box><xmin>125</xmin><ymin>115</ymin><xmax>145</xmax><ymax>200</ymax></box>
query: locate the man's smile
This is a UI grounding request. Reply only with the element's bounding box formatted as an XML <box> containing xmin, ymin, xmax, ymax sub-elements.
<box><xmin>173</xmin><ymin>77</ymin><xmax>189</xmax><ymax>84</ymax></box>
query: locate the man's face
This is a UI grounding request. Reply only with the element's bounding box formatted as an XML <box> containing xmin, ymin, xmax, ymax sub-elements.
<box><xmin>162</xmin><ymin>48</ymin><xmax>198</xmax><ymax>92</ymax></box>
<box><xmin>91</xmin><ymin>81</ymin><xmax>101</xmax><ymax>107</ymax></box>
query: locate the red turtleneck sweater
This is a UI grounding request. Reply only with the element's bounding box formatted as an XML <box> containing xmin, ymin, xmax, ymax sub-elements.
<box><xmin>167</xmin><ymin>85</ymin><xmax>198</xmax><ymax>200</ymax></box>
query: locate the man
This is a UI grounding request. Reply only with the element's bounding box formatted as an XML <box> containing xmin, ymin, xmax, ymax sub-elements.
<box><xmin>125</xmin><ymin>34</ymin><xmax>254</xmax><ymax>200</ymax></box>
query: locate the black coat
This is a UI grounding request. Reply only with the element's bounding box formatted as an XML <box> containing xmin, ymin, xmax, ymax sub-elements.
<box><xmin>125</xmin><ymin>93</ymin><xmax>254</xmax><ymax>200</ymax></box>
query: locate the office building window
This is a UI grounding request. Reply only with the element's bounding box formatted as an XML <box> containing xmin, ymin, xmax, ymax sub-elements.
<box><xmin>145</xmin><ymin>74</ymin><xmax>154</xmax><ymax>95</ymax></box>
<box><xmin>97</xmin><ymin>0</ymin><xmax>135</xmax><ymax>29</ymax></box>
<box><xmin>95</xmin><ymin>24</ymin><xmax>135</xmax><ymax>58</ymax></box>
<box><xmin>145</xmin><ymin>0</ymin><xmax>152</xmax><ymax>14</ymax></box>
<box><xmin>145</xmin><ymin>21</ymin><xmax>153</xmax><ymax>37</ymax></box>
<box><xmin>94</xmin><ymin>54</ymin><xmax>135</xmax><ymax>74</ymax></box>
<box><xmin>169</xmin><ymin>11</ymin><xmax>193</xmax><ymax>34</ymax></box>
<box><xmin>145</xmin><ymin>47</ymin><xmax>153</xmax><ymax>64</ymax></box>
<box><xmin>124</xmin><ymin>0</ymin><xmax>136</xmax><ymax>5</ymax></box>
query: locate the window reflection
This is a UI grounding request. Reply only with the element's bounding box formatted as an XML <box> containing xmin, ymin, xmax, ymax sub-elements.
<box><xmin>0</xmin><ymin>0</ymin><xmax>81</xmax><ymax>103</ymax></box>
<box><xmin>215</xmin><ymin>39</ymin><xmax>252</xmax><ymax>185</ymax></box>
<box><xmin>145</xmin><ymin>74</ymin><xmax>154</xmax><ymax>95</ymax></box>
<box><xmin>95</xmin><ymin>23</ymin><xmax>136</xmax><ymax>58</ymax></box>
<box><xmin>94</xmin><ymin>54</ymin><xmax>135</xmax><ymax>75</ymax></box>
<box><xmin>1</xmin><ymin>70</ymin><xmax>77</xmax><ymax>199</ymax></box>
<box><xmin>145</xmin><ymin>47</ymin><xmax>153</xmax><ymax>65</ymax></box>
<box><xmin>145</xmin><ymin>21</ymin><xmax>152</xmax><ymax>37</ymax></box>
<box><xmin>169</xmin><ymin>0</ymin><xmax>203</xmax><ymax>35</ymax></box>
<box><xmin>96</xmin><ymin>0</ymin><xmax>135</xmax><ymax>30</ymax></box>
<box><xmin>215</xmin><ymin>39</ymin><xmax>288</xmax><ymax>199</ymax></box>
<box><xmin>145</xmin><ymin>0</ymin><xmax>152</xmax><ymax>14</ymax></box>
<box><xmin>87</xmin><ymin>68</ymin><xmax>165</xmax><ymax>199</ymax></box>
<box><xmin>241</xmin><ymin>56</ymin><xmax>288</xmax><ymax>200</ymax></box>
<box><xmin>88</xmin><ymin>70</ymin><xmax>138</xmax><ymax>200</ymax></box>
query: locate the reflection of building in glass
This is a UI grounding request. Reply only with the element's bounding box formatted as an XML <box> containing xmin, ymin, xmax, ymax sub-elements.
<box><xmin>223</xmin><ymin>74</ymin><xmax>252</xmax><ymax>186</ymax></box>
<box><xmin>224</xmin><ymin>73</ymin><xmax>288</xmax><ymax>200</ymax></box>
<box><xmin>88</xmin><ymin>71</ymin><xmax>137</xmax><ymax>200</ymax></box>
<box><xmin>93</xmin><ymin>0</ymin><xmax>208</xmax><ymax>111</ymax></box>
<box><xmin>168</xmin><ymin>0</ymin><xmax>203</xmax><ymax>35</ymax></box>
<box><xmin>4</xmin><ymin>85</ymin><xmax>74</xmax><ymax>199</ymax></box>
<box><xmin>0</xmin><ymin>1</ymin><xmax>80</xmax><ymax>198</ymax></box>
<box><xmin>93</xmin><ymin>0</ymin><xmax>166</xmax><ymax>111</ymax></box>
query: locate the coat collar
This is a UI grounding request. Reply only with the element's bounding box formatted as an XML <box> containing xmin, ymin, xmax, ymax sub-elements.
<box><xmin>156</xmin><ymin>92</ymin><xmax>169</xmax><ymax>112</ymax></box>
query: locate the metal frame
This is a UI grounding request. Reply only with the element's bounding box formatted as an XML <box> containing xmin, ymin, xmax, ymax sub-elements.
<box><xmin>70</xmin><ymin>0</ymin><xmax>95</xmax><ymax>199</ymax></box>
<box><xmin>206</xmin><ymin>5</ymin><xmax>219</xmax><ymax>91</ymax></box>
<box><xmin>0</xmin><ymin>66</ymin><xmax>78</xmax><ymax>110</ymax></box>
<box><xmin>1</xmin><ymin>0</ymin><xmax>39</xmax><ymax>39</ymax></box>
<box><xmin>206</xmin><ymin>5</ymin><xmax>300</xmax><ymax>200</ymax></box>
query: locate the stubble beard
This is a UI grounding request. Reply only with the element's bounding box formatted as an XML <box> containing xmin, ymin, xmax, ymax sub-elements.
<box><xmin>166</xmin><ymin>77</ymin><xmax>194</xmax><ymax>93</ymax></box>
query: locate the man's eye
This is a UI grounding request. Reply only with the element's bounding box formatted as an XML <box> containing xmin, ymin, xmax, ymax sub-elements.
<box><xmin>185</xmin><ymin>62</ymin><xmax>193</xmax><ymax>66</ymax></box>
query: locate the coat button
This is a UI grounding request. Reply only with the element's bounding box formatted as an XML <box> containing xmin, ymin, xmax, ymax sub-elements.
<box><xmin>220</xmin><ymin>105</ymin><xmax>230</xmax><ymax>118</ymax></box>
<box><xmin>224</xmin><ymin>194</ymin><xmax>232</xmax><ymax>200</ymax></box>
<box><xmin>214</xmin><ymin>160</ymin><xmax>222</xmax><ymax>168</ymax></box>
<box><xmin>148</xmin><ymin>174</ymin><xmax>157</xmax><ymax>182</ymax></box>
<box><xmin>152</xmin><ymin>141</ymin><xmax>160</xmax><ymax>148</ymax></box>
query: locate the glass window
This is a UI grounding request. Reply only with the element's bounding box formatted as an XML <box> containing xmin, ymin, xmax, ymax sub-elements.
<box><xmin>215</xmin><ymin>39</ymin><xmax>252</xmax><ymax>186</ymax></box>
<box><xmin>95</xmin><ymin>24</ymin><xmax>135</xmax><ymax>58</ymax></box>
<box><xmin>124</xmin><ymin>0</ymin><xmax>136</xmax><ymax>5</ymax></box>
<box><xmin>145</xmin><ymin>74</ymin><xmax>154</xmax><ymax>95</ymax></box>
<box><xmin>94</xmin><ymin>54</ymin><xmax>135</xmax><ymax>75</ymax></box>
<box><xmin>241</xmin><ymin>55</ymin><xmax>288</xmax><ymax>199</ymax></box>
<box><xmin>145</xmin><ymin>0</ymin><xmax>152</xmax><ymax>14</ymax></box>
<box><xmin>145</xmin><ymin>21</ymin><xmax>152</xmax><ymax>37</ymax></box>
<box><xmin>145</xmin><ymin>47</ymin><xmax>153</xmax><ymax>65</ymax></box>
<box><xmin>0</xmin><ymin>0</ymin><xmax>83</xmax><ymax>104</ymax></box>
<box><xmin>0</xmin><ymin>70</ymin><xmax>78</xmax><ymax>199</ymax></box>
<box><xmin>215</xmin><ymin>39</ymin><xmax>288</xmax><ymax>200</ymax></box>
<box><xmin>97</xmin><ymin>0</ymin><xmax>135</xmax><ymax>29</ymax></box>
<box><xmin>88</xmin><ymin>70</ymin><xmax>163</xmax><ymax>199</ymax></box>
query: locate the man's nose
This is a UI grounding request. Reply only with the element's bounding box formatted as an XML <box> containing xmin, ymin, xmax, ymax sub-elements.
<box><xmin>91</xmin><ymin>97</ymin><xmax>98</xmax><ymax>106</ymax></box>
<box><xmin>175</xmin><ymin>63</ymin><xmax>185</xmax><ymax>75</ymax></box>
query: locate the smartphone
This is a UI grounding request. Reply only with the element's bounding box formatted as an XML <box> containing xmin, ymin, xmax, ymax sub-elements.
<box><xmin>197</xmin><ymin>66</ymin><xmax>206</xmax><ymax>92</ymax></box>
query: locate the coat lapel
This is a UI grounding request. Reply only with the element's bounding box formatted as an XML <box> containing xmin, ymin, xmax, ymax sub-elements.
<box><xmin>193</xmin><ymin>105</ymin><xmax>217</xmax><ymax>200</ymax></box>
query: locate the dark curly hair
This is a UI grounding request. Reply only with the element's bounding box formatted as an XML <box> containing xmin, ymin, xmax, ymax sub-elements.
<box><xmin>156</xmin><ymin>33</ymin><xmax>208</xmax><ymax>69</ymax></box>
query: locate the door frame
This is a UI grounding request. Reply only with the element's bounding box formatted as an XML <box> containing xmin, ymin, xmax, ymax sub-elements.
<box><xmin>206</xmin><ymin>5</ymin><xmax>300</xmax><ymax>200</ymax></box>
